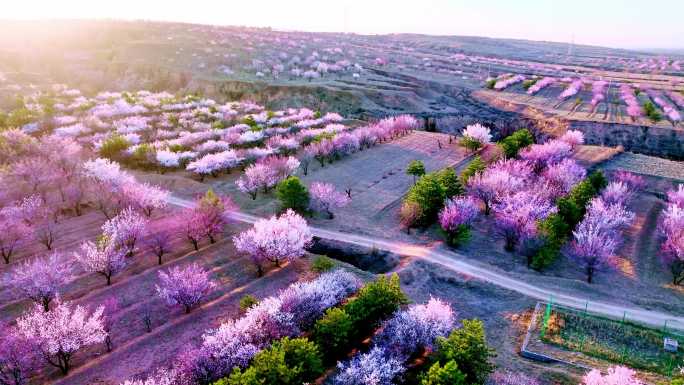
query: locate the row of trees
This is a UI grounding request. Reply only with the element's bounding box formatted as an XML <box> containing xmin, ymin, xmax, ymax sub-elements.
<box><xmin>402</xmin><ymin>128</ymin><xmax>646</xmax><ymax>282</ymax></box>
<box><xmin>1</xmin><ymin>257</ymin><xmax>219</xmax><ymax>381</ymax></box>
<box><xmin>274</xmin><ymin>177</ymin><xmax>350</xmax><ymax>218</ymax></box>
<box><xmin>460</xmin><ymin>131</ymin><xmax>586</xmax><ymax>260</ymax></box>
<box><xmin>401</xmin><ymin>167</ymin><xmax>464</xmax><ymax>231</ymax></box>
<box><xmin>660</xmin><ymin>185</ymin><xmax>684</xmax><ymax>285</ymax></box>
<box><xmin>0</xmin><ymin>146</ymin><xmax>169</xmax><ymax>267</ymax></box>
<box><xmin>175</xmin><ymin>270</ymin><xmax>361</xmax><ymax>385</ymax></box>
<box><xmin>7</xmin><ymin>189</ymin><xmax>231</xmax><ymax>317</ymax></box>
<box><xmin>568</xmin><ymin>181</ymin><xmax>637</xmax><ymax>283</ymax></box>
<box><xmin>234</xmin><ymin>115</ymin><xmax>418</xmax><ymax>203</ymax></box>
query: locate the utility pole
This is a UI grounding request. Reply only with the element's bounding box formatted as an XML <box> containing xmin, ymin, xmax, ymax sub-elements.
<box><xmin>567</xmin><ymin>34</ymin><xmax>575</xmax><ymax>58</ymax></box>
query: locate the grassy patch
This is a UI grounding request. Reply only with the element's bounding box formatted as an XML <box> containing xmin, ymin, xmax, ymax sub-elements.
<box><xmin>542</xmin><ymin>307</ymin><xmax>682</xmax><ymax>376</ymax></box>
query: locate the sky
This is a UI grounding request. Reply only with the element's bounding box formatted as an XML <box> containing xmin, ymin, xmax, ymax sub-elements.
<box><xmin>3</xmin><ymin>0</ymin><xmax>683</xmax><ymax>50</ymax></box>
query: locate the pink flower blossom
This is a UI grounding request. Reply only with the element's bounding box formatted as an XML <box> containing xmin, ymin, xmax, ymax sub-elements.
<box><xmin>102</xmin><ymin>208</ymin><xmax>148</xmax><ymax>257</ymax></box>
<box><xmin>519</xmin><ymin>139</ymin><xmax>573</xmax><ymax>170</ymax></box>
<box><xmin>493</xmin><ymin>191</ymin><xmax>557</xmax><ymax>252</ymax></box>
<box><xmin>439</xmin><ymin>196</ymin><xmax>480</xmax><ymax>243</ymax></box>
<box><xmin>233</xmin><ymin>209</ymin><xmax>313</xmax><ymax>275</ymax></box>
<box><xmin>376</xmin><ymin>297</ymin><xmax>455</xmax><ymax>360</ymax></box>
<box><xmin>581</xmin><ymin>366</ymin><xmax>643</xmax><ymax>385</ymax></box>
<box><xmin>16</xmin><ymin>300</ymin><xmax>106</xmax><ymax>374</ymax></box>
<box><xmin>462</xmin><ymin>123</ymin><xmax>492</xmax><ymax>145</ymax></box>
<box><xmin>542</xmin><ymin>158</ymin><xmax>586</xmax><ymax>198</ymax></box>
<box><xmin>667</xmin><ymin>184</ymin><xmax>684</xmax><ymax>207</ymax></box>
<box><xmin>0</xmin><ymin>323</ymin><xmax>38</xmax><ymax>385</ymax></box>
<box><xmin>333</xmin><ymin>347</ymin><xmax>404</xmax><ymax>385</ymax></box>
<box><xmin>9</xmin><ymin>252</ymin><xmax>73</xmax><ymax>311</ymax></box>
<box><xmin>309</xmin><ymin>182</ymin><xmax>350</xmax><ymax>218</ymax></box>
<box><xmin>156</xmin><ymin>263</ymin><xmax>216</xmax><ymax>313</ymax></box>
<box><xmin>74</xmin><ymin>238</ymin><xmax>127</xmax><ymax>286</ymax></box>
<box><xmin>559</xmin><ymin>130</ymin><xmax>585</xmax><ymax>148</ymax></box>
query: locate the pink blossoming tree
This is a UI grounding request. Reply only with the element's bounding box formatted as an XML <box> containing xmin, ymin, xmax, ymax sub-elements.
<box><xmin>75</xmin><ymin>238</ymin><xmax>127</xmax><ymax>285</ymax></box>
<box><xmin>581</xmin><ymin>366</ymin><xmax>643</xmax><ymax>385</ymax></box>
<box><xmin>0</xmin><ymin>324</ymin><xmax>38</xmax><ymax>385</ymax></box>
<box><xmin>376</xmin><ymin>297</ymin><xmax>455</xmax><ymax>360</ymax></box>
<box><xmin>9</xmin><ymin>252</ymin><xmax>74</xmax><ymax>311</ymax></box>
<box><xmin>233</xmin><ymin>209</ymin><xmax>313</xmax><ymax>276</ymax></box>
<box><xmin>156</xmin><ymin>263</ymin><xmax>216</xmax><ymax>313</ymax></box>
<box><xmin>16</xmin><ymin>300</ymin><xmax>106</xmax><ymax>374</ymax></box>
<box><xmin>102</xmin><ymin>208</ymin><xmax>148</xmax><ymax>258</ymax></box>
<box><xmin>333</xmin><ymin>347</ymin><xmax>404</xmax><ymax>385</ymax></box>
<box><xmin>309</xmin><ymin>182</ymin><xmax>350</xmax><ymax>219</ymax></box>
<box><xmin>0</xmin><ymin>206</ymin><xmax>31</xmax><ymax>264</ymax></box>
<box><xmin>438</xmin><ymin>196</ymin><xmax>480</xmax><ymax>246</ymax></box>
<box><xmin>493</xmin><ymin>191</ymin><xmax>557</xmax><ymax>253</ymax></box>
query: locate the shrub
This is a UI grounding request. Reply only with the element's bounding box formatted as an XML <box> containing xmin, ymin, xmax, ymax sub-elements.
<box><xmin>588</xmin><ymin>170</ymin><xmax>608</xmax><ymax>191</ymax></box>
<box><xmin>406</xmin><ymin>160</ymin><xmax>426</xmax><ymax>184</ymax></box>
<box><xmin>442</xmin><ymin>224</ymin><xmax>471</xmax><ymax>247</ymax></box>
<box><xmin>643</xmin><ymin>101</ymin><xmax>662</xmax><ymax>122</ymax></box>
<box><xmin>436</xmin><ymin>168</ymin><xmax>464</xmax><ymax>198</ymax></box>
<box><xmin>128</xmin><ymin>143</ymin><xmax>155</xmax><ymax>168</ymax></box>
<box><xmin>498</xmin><ymin>129</ymin><xmax>534</xmax><ymax>158</ymax></box>
<box><xmin>432</xmin><ymin>319</ymin><xmax>495</xmax><ymax>385</ymax></box>
<box><xmin>311</xmin><ymin>255</ymin><xmax>336</xmax><ymax>273</ymax></box>
<box><xmin>400</xmin><ymin>200</ymin><xmax>423</xmax><ymax>233</ymax></box>
<box><xmin>100</xmin><ymin>134</ymin><xmax>130</xmax><ymax>160</ymax></box>
<box><xmin>522</xmin><ymin>79</ymin><xmax>537</xmax><ymax>90</ymax></box>
<box><xmin>460</xmin><ymin>156</ymin><xmax>485</xmax><ymax>185</ymax></box>
<box><xmin>239</xmin><ymin>295</ymin><xmax>259</xmax><ymax>312</ymax></box>
<box><xmin>344</xmin><ymin>273</ymin><xmax>408</xmax><ymax>340</ymax></box>
<box><xmin>313</xmin><ymin>307</ymin><xmax>353</xmax><ymax>361</ymax></box>
<box><xmin>275</xmin><ymin>176</ymin><xmax>309</xmax><ymax>213</ymax></box>
<box><xmin>531</xmin><ymin>214</ymin><xmax>569</xmax><ymax>270</ymax></box>
<box><xmin>241</xmin><ymin>115</ymin><xmax>259</xmax><ymax>129</ymax></box>
<box><xmin>223</xmin><ymin>337</ymin><xmax>324</xmax><ymax>385</ymax></box>
<box><xmin>406</xmin><ymin>173</ymin><xmax>446</xmax><ymax>225</ymax></box>
<box><xmin>419</xmin><ymin>360</ymin><xmax>466</xmax><ymax>385</ymax></box>
<box><xmin>485</xmin><ymin>79</ymin><xmax>496</xmax><ymax>89</ymax></box>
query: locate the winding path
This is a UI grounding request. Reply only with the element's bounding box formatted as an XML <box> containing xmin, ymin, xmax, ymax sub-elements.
<box><xmin>168</xmin><ymin>196</ymin><xmax>684</xmax><ymax>331</ymax></box>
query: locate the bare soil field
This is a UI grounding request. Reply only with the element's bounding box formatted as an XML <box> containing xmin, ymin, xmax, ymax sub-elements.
<box><xmin>297</xmin><ymin>131</ymin><xmax>471</xmax><ymax>232</ymax></box>
<box><xmin>137</xmin><ymin>131</ymin><xmax>473</xmax><ymax>232</ymax></box>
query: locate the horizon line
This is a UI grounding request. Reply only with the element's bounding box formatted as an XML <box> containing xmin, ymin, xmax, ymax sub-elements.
<box><xmin>2</xmin><ymin>17</ymin><xmax>683</xmax><ymax>53</ymax></box>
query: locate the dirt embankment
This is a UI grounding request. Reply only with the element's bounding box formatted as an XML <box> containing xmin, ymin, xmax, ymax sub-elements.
<box><xmin>567</xmin><ymin>120</ymin><xmax>684</xmax><ymax>160</ymax></box>
<box><xmin>472</xmin><ymin>89</ymin><xmax>684</xmax><ymax>160</ymax></box>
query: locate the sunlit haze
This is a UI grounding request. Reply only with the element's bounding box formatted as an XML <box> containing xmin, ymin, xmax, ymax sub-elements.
<box><xmin>3</xmin><ymin>0</ymin><xmax>683</xmax><ymax>49</ymax></box>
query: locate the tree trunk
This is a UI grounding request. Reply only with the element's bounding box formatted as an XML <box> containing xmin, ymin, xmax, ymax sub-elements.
<box><xmin>256</xmin><ymin>264</ymin><xmax>263</xmax><ymax>277</ymax></box>
<box><xmin>106</xmin><ymin>273</ymin><xmax>112</xmax><ymax>286</ymax></box>
<box><xmin>42</xmin><ymin>297</ymin><xmax>51</xmax><ymax>312</ymax></box>
<box><xmin>208</xmin><ymin>234</ymin><xmax>216</xmax><ymax>244</ymax></box>
<box><xmin>158</xmin><ymin>253</ymin><xmax>164</xmax><ymax>265</ymax></box>
<box><xmin>504</xmin><ymin>237</ymin><xmax>516</xmax><ymax>252</ymax></box>
<box><xmin>105</xmin><ymin>335</ymin><xmax>113</xmax><ymax>352</ymax></box>
<box><xmin>586</xmin><ymin>266</ymin><xmax>594</xmax><ymax>284</ymax></box>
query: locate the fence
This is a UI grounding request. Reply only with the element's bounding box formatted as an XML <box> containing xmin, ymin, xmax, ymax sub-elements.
<box><xmin>538</xmin><ymin>296</ymin><xmax>684</xmax><ymax>377</ymax></box>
